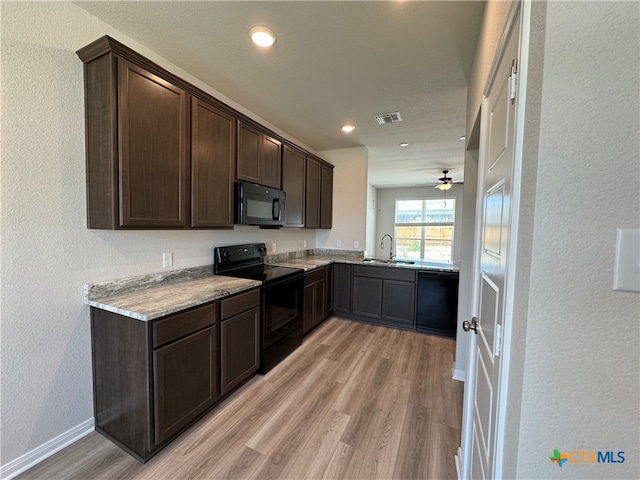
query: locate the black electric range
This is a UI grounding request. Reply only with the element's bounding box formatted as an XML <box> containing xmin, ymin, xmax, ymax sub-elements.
<box><xmin>214</xmin><ymin>243</ymin><xmax>304</xmax><ymax>373</ymax></box>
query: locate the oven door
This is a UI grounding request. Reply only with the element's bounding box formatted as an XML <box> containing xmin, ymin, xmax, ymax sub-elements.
<box><xmin>262</xmin><ymin>274</ymin><xmax>303</xmax><ymax>348</ymax></box>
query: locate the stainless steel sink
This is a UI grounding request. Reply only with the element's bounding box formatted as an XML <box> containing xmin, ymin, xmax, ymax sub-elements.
<box><xmin>362</xmin><ymin>258</ymin><xmax>415</xmax><ymax>265</ymax></box>
<box><xmin>362</xmin><ymin>258</ymin><xmax>391</xmax><ymax>264</ymax></box>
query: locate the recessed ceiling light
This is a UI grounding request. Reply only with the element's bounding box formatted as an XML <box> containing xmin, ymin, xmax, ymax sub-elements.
<box><xmin>249</xmin><ymin>27</ymin><xmax>276</xmax><ymax>47</ymax></box>
<box><xmin>399</xmin><ymin>142</ymin><xmax>409</xmax><ymax>147</ymax></box>
<box><xmin>341</xmin><ymin>124</ymin><xmax>355</xmax><ymax>133</ymax></box>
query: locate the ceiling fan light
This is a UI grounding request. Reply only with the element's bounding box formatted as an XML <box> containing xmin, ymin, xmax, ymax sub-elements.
<box><xmin>436</xmin><ymin>182</ymin><xmax>453</xmax><ymax>191</ymax></box>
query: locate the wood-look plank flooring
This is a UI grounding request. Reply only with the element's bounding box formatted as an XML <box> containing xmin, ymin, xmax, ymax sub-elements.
<box><xmin>18</xmin><ymin>317</ymin><xmax>464</xmax><ymax>480</ymax></box>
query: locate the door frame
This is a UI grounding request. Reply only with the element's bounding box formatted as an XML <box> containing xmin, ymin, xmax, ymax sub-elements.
<box><xmin>459</xmin><ymin>1</ymin><xmax>533</xmax><ymax>478</ymax></box>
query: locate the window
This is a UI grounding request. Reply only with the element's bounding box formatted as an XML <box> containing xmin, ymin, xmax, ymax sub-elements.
<box><xmin>394</xmin><ymin>199</ymin><xmax>455</xmax><ymax>263</ymax></box>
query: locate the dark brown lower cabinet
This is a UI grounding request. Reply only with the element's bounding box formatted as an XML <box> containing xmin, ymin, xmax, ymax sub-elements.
<box><xmin>333</xmin><ymin>263</ymin><xmax>352</xmax><ymax>314</ymax></box>
<box><xmin>91</xmin><ymin>287</ymin><xmax>260</xmax><ymax>463</ymax></box>
<box><xmin>153</xmin><ymin>325</ymin><xmax>218</xmax><ymax>444</ymax></box>
<box><xmin>303</xmin><ymin>267</ymin><xmax>328</xmax><ymax>334</ymax></box>
<box><xmin>336</xmin><ymin>264</ymin><xmax>417</xmax><ymax>329</ymax></box>
<box><xmin>325</xmin><ymin>264</ymin><xmax>334</xmax><ymax>317</ymax></box>
<box><xmin>220</xmin><ymin>307</ymin><xmax>260</xmax><ymax>396</ymax></box>
<box><xmin>352</xmin><ymin>276</ymin><xmax>383</xmax><ymax>318</ymax></box>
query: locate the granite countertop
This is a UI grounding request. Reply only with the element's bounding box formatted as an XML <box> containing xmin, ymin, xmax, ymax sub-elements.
<box><xmin>269</xmin><ymin>255</ymin><xmax>459</xmax><ymax>273</ymax></box>
<box><xmin>87</xmin><ymin>274</ymin><xmax>261</xmax><ymax>321</ymax></box>
<box><xmin>267</xmin><ymin>255</ymin><xmax>344</xmax><ymax>271</ymax></box>
<box><xmin>86</xmin><ymin>250</ymin><xmax>457</xmax><ymax>322</ymax></box>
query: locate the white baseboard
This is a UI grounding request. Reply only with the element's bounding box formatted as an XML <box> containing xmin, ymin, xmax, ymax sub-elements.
<box><xmin>0</xmin><ymin>418</ymin><xmax>94</xmax><ymax>480</ymax></box>
<box><xmin>452</xmin><ymin>367</ymin><xmax>466</xmax><ymax>382</ymax></box>
<box><xmin>454</xmin><ymin>446</ymin><xmax>462</xmax><ymax>480</ymax></box>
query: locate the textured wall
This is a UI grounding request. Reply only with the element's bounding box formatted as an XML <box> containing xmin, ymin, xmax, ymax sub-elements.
<box><xmin>0</xmin><ymin>1</ymin><xmax>321</xmax><ymax>466</ymax></box>
<box><xmin>315</xmin><ymin>147</ymin><xmax>368</xmax><ymax>251</ymax></box>
<box><xmin>365</xmin><ymin>183</ymin><xmax>378</xmax><ymax>256</ymax></box>
<box><xmin>374</xmin><ymin>185</ymin><xmax>463</xmax><ymax>262</ymax></box>
<box><xmin>465</xmin><ymin>0</ymin><xmax>511</xmax><ymax>139</ymax></box>
<box><xmin>514</xmin><ymin>1</ymin><xmax>640</xmax><ymax>478</ymax></box>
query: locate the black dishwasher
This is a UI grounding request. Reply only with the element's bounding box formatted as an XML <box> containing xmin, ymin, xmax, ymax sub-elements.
<box><xmin>416</xmin><ymin>270</ymin><xmax>459</xmax><ymax>338</ymax></box>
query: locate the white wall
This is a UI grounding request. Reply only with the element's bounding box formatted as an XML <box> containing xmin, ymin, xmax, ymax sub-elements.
<box><xmin>462</xmin><ymin>2</ymin><xmax>640</xmax><ymax>478</ymax></box>
<box><xmin>0</xmin><ymin>1</ymin><xmax>320</xmax><ymax>468</ymax></box>
<box><xmin>374</xmin><ymin>185</ymin><xmax>463</xmax><ymax>262</ymax></box>
<box><xmin>453</xmin><ymin>146</ymin><xmax>479</xmax><ymax>380</ymax></box>
<box><xmin>316</xmin><ymin>147</ymin><xmax>368</xmax><ymax>252</ymax></box>
<box><xmin>513</xmin><ymin>1</ymin><xmax>640</xmax><ymax>478</ymax></box>
<box><xmin>465</xmin><ymin>0</ymin><xmax>511</xmax><ymax>139</ymax></box>
<box><xmin>365</xmin><ymin>183</ymin><xmax>378</xmax><ymax>256</ymax></box>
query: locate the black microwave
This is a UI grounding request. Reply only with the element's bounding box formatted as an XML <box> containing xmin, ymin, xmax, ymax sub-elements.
<box><xmin>235</xmin><ymin>181</ymin><xmax>286</xmax><ymax>227</ymax></box>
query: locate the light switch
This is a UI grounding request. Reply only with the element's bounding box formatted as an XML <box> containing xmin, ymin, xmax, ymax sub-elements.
<box><xmin>613</xmin><ymin>229</ymin><xmax>640</xmax><ymax>292</ymax></box>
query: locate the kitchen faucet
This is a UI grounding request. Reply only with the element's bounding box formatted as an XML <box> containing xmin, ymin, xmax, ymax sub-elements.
<box><xmin>380</xmin><ymin>234</ymin><xmax>394</xmax><ymax>260</ymax></box>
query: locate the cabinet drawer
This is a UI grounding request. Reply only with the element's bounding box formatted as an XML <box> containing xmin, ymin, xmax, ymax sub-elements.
<box><xmin>221</xmin><ymin>288</ymin><xmax>260</xmax><ymax>320</ymax></box>
<box><xmin>153</xmin><ymin>302</ymin><xmax>218</xmax><ymax>348</ymax></box>
<box><xmin>353</xmin><ymin>265</ymin><xmax>416</xmax><ymax>282</ymax></box>
<box><xmin>304</xmin><ymin>267</ymin><xmax>326</xmax><ymax>285</ymax></box>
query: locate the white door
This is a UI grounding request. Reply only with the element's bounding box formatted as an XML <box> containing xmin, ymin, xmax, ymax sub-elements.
<box><xmin>461</xmin><ymin>6</ymin><xmax>522</xmax><ymax>480</ymax></box>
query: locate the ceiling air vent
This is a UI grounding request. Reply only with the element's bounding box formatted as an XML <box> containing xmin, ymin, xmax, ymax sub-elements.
<box><xmin>374</xmin><ymin>111</ymin><xmax>402</xmax><ymax>125</ymax></box>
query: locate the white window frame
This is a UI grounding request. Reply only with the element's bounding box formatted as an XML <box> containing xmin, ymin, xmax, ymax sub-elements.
<box><xmin>394</xmin><ymin>199</ymin><xmax>455</xmax><ymax>263</ymax></box>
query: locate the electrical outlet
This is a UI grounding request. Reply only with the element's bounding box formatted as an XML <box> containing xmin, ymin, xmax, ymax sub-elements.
<box><xmin>162</xmin><ymin>252</ymin><xmax>173</xmax><ymax>268</ymax></box>
<box><xmin>336</xmin><ymin>240</ymin><xmax>342</xmax><ymax>248</ymax></box>
<box><xmin>271</xmin><ymin>243</ymin><xmax>277</xmax><ymax>253</ymax></box>
<box><xmin>354</xmin><ymin>241</ymin><xmax>359</xmax><ymax>248</ymax></box>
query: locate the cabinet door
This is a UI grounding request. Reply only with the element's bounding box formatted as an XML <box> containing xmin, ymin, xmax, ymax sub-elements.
<box><xmin>118</xmin><ymin>58</ymin><xmax>189</xmax><ymax>227</ymax></box>
<box><xmin>303</xmin><ymin>282</ymin><xmax>315</xmax><ymax>334</ymax></box>
<box><xmin>220</xmin><ymin>307</ymin><xmax>260</xmax><ymax>396</ymax></box>
<box><xmin>325</xmin><ymin>264</ymin><xmax>334</xmax><ymax>317</ymax></box>
<box><xmin>352</xmin><ymin>276</ymin><xmax>383</xmax><ymax>319</ymax></box>
<box><xmin>305</xmin><ymin>157</ymin><xmax>321</xmax><ymax>228</ymax></box>
<box><xmin>381</xmin><ymin>280</ymin><xmax>416</xmax><ymax>326</ymax></box>
<box><xmin>191</xmin><ymin>98</ymin><xmax>235</xmax><ymax>227</ymax></box>
<box><xmin>261</xmin><ymin>135</ymin><xmax>282</xmax><ymax>188</ymax></box>
<box><xmin>153</xmin><ymin>325</ymin><xmax>218</xmax><ymax>445</ymax></box>
<box><xmin>237</xmin><ymin>121</ymin><xmax>261</xmax><ymax>183</ymax></box>
<box><xmin>333</xmin><ymin>263</ymin><xmax>352</xmax><ymax>314</ymax></box>
<box><xmin>314</xmin><ymin>278</ymin><xmax>326</xmax><ymax>326</ymax></box>
<box><xmin>320</xmin><ymin>164</ymin><xmax>333</xmax><ymax>229</ymax></box>
<box><xmin>282</xmin><ymin>145</ymin><xmax>306</xmax><ymax>227</ymax></box>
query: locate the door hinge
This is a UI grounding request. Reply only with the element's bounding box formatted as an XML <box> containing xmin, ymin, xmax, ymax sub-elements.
<box><xmin>510</xmin><ymin>59</ymin><xmax>518</xmax><ymax>104</ymax></box>
<box><xmin>495</xmin><ymin>323</ymin><xmax>503</xmax><ymax>357</ymax></box>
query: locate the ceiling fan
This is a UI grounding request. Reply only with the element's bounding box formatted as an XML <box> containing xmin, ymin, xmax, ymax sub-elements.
<box><xmin>435</xmin><ymin>170</ymin><xmax>454</xmax><ymax>190</ymax></box>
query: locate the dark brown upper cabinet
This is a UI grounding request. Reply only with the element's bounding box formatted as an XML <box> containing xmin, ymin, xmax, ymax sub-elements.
<box><xmin>237</xmin><ymin>121</ymin><xmax>282</xmax><ymax>189</ymax></box>
<box><xmin>77</xmin><ymin>36</ymin><xmax>331</xmax><ymax>230</ymax></box>
<box><xmin>320</xmin><ymin>163</ymin><xmax>334</xmax><ymax>229</ymax></box>
<box><xmin>281</xmin><ymin>144</ymin><xmax>306</xmax><ymax>228</ymax></box>
<box><xmin>305</xmin><ymin>157</ymin><xmax>322</xmax><ymax>229</ymax></box>
<box><xmin>305</xmin><ymin>157</ymin><xmax>333</xmax><ymax>229</ymax></box>
<box><xmin>80</xmin><ymin>51</ymin><xmax>190</xmax><ymax>229</ymax></box>
<box><xmin>191</xmin><ymin>98</ymin><xmax>235</xmax><ymax>228</ymax></box>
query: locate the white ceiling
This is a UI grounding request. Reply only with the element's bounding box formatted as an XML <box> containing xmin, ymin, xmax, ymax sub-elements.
<box><xmin>74</xmin><ymin>1</ymin><xmax>485</xmax><ymax>188</ymax></box>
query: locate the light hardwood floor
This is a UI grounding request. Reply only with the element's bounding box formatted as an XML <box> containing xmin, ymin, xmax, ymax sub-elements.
<box><xmin>18</xmin><ymin>317</ymin><xmax>464</xmax><ymax>480</ymax></box>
